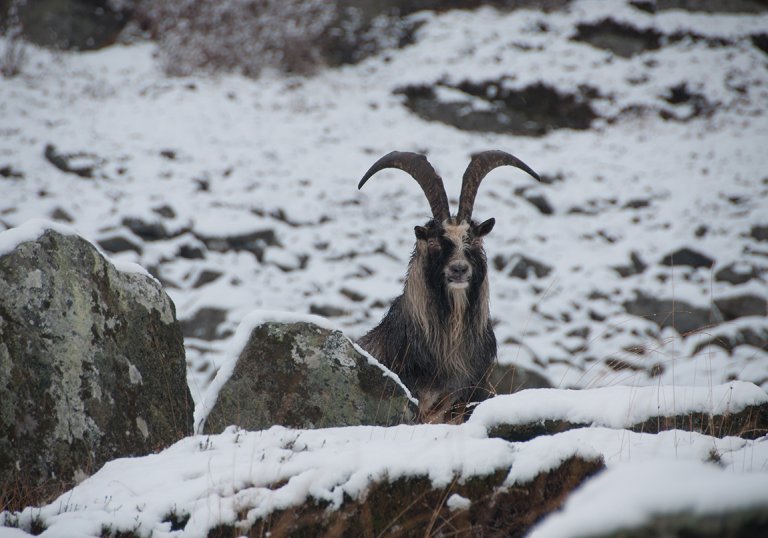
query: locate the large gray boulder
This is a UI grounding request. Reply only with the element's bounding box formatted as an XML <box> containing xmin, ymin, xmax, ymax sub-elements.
<box><xmin>0</xmin><ymin>223</ymin><xmax>192</xmax><ymax>507</ymax></box>
<box><xmin>201</xmin><ymin>318</ymin><xmax>416</xmax><ymax>433</ymax></box>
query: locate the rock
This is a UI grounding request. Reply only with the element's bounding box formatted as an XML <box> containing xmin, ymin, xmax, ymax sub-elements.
<box><xmin>484</xmin><ymin>398</ymin><xmax>768</xmax><ymax>443</ymax></box>
<box><xmin>191</xmin><ymin>269</ymin><xmax>223</xmax><ymax>289</ymax></box>
<box><xmin>632</xmin><ymin>0</ymin><xmax>768</xmax><ymax>14</ymax></box>
<box><xmin>612</xmin><ymin>251</ymin><xmax>647</xmax><ymax>277</ymax></box>
<box><xmin>753</xmin><ymin>33</ymin><xmax>768</xmax><ymax>55</ymax></box>
<box><xmin>588</xmin><ymin>504</ymin><xmax>768</xmax><ymax>538</ymax></box>
<box><xmin>180</xmin><ymin>307</ymin><xmax>230</xmax><ymax>341</ymax></box>
<box><xmin>534</xmin><ymin>459</ymin><xmax>768</xmax><ymax>538</ymax></box>
<box><xmin>43</xmin><ymin>144</ymin><xmax>101</xmax><ymax>178</ymax></box>
<box><xmin>538</xmin><ymin>172</ymin><xmax>565</xmax><ymax>185</ymax></box>
<box><xmin>715</xmin><ymin>262</ymin><xmax>762</xmax><ymax>285</ymax></box>
<box><xmin>573</xmin><ymin>16</ymin><xmax>734</xmax><ymax>61</ymax></box>
<box><xmin>695</xmin><ymin>224</ymin><xmax>709</xmax><ymax>237</ymax></box>
<box><xmin>309</xmin><ymin>304</ymin><xmax>350</xmax><ymax>318</ymax></box>
<box><xmin>214</xmin><ymin>454</ymin><xmax>603</xmax><ymax>537</ymax></box>
<box><xmin>659</xmin><ymin>82</ymin><xmax>716</xmax><ymax>121</ymax></box>
<box><xmin>0</xmin><ymin>225</ymin><xmax>192</xmax><ymax>508</ymax></box>
<box><xmin>6</xmin><ymin>0</ymin><xmax>131</xmax><ymax>51</ymax></box>
<box><xmin>202</xmin><ymin>320</ymin><xmax>415</xmax><ymax>433</ymax></box>
<box><xmin>334</xmin><ymin>0</ymin><xmax>572</xmax><ymax>20</ymax></box>
<box><xmin>49</xmin><ymin>207</ymin><xmax>74</xmax><ymax>223</ymax></box>
<box><xmin>714</xmin><ymin>294</ymin><xmax>767</xmax><ymax>321</ymax></box>
<box><xmin>97</xmin><ymin>234</ymin><xmax>142</xmax><ymax>254</ymax></box>
<box><xmin>691</xmin><ymin>326</ymin><xmax>768</xmax><ymax>355</ymax></box>
<box><xmin>396</xmin><ymin>81</ymin><xmax>599</xmax><ymax>137</ymax></box>
<box><xmin>0</xmin><ymin>165</ymin><xmax>23</xmax><ymax>179</ymax></box>
<box><xmin>489</xmin><ymin>363</ymin><xmax>553</xmax><ymax>394</ymax></box>
<box><xmin>152</xmin><ymin>205</ymin><xmax>176</xmax><ymax>219</ymax></box>
<box><xmin>623</xmin><ymin>198</ymin><xmax>652</xmax><ymax>209</ymax></box>
<box><xmin>659</xmin><ymin>247</ymin><xmax>714</xmax><ymax>269</ymax></box>
<box><xmin>751</xmin><ymin>225</ymin><xmax>768</xmax><ymax>242</ymax></box>
<box><xmin>573</xmin><ymin>18</ymin><xmax>662</xmax><ymax>57</ymax></box>
<box><xmin>122</xmin><ymin>216</ymin><xmax>183</xmax><ymax>242</ymax></box>
<box><xmin>340</xmin><ymin>288</ymin><xmax>367</xmax><ymax>302</ymax></box>
<box><xmin>623</xmin><ymin>291</ymin><xmax>719</xmax><ymax>335</ymax></box>
<box><xmin>522</xmin><ymin>192</ymin><xmax>555</xmax><ymax>215</ymax></box>
<box><xmin>177</xmin><ymin>240</ymin><xmax>206</xmax><ymax>259</ymax></box>
<box><xmin>266</xmin><ymin>251</ymin><xmax>310</xmax><ymax>272</ymax></box>
<box><xmin>504</xmin><ymin>254</ymin><xmax>553</xmax><ymax>279</ymax></box>
<box><xmin>196</xmin><ymin>229</ymin><xmax>280</xmax><ymax>261</ymax></box>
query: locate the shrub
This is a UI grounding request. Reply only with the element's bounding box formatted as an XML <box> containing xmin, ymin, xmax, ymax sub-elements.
<box><xmin>1</xmin><ymin>0</ymin><xmax>26</xmax><ymax>78</ymax></box>
<box><xmin>131</xmin><ymin>0</ymin><xmax>339</xmax><ymax>77</ymax></box>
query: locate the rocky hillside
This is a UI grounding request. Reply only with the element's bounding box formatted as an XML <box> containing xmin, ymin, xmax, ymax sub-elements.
<box><xmin>2</xmin><ymin>0</ymin><xmax>765</xmax><ymax>403</ymax></box>
<box><xmin>1</xmin><ymin>1</ymin><xmax>767</xmax><ymax>534</ymax></box>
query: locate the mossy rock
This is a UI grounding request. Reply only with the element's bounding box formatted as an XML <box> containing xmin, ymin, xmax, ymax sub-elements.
<box><xmin>0</xmin><ymin>227</ymin><xmax>192</xmax><ymax>509</ymax></box>
<box><xmin>203</xmin><ymin>321</ymin><xmax>416</xmax><ymax>433</ymax></box>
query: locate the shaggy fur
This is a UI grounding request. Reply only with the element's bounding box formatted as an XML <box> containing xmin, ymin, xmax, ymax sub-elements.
<box><xmin>356</xmin><ymin>150</ymin><xmax>539</xmax><ymax>423</ymax></box>
<box><xmin>358</xmin><ymin>218</ymin><xmax>496</xmax><ymax>421</ymax></box>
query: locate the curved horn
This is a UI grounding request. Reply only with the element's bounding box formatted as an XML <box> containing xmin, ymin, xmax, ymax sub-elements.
<box><xmin>457</xmin><ymin>150</ymin><xmax>540</xmax><ymax>223</ymax></box>
<box><xmin>358</xmin><ymin>151</ymin><xmax>450</xmax><ymax>222</ymax></box>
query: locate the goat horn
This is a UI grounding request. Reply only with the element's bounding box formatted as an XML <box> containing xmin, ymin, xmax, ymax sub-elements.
<box><xmin>457</xmin><ymin>150</ymin><xmax>540</xmax><ymax>223</ymax></box>
<box><xmin>358</xmin><ymin>151</ymin><xmax>450</xmax><ymax>222</ymax></box>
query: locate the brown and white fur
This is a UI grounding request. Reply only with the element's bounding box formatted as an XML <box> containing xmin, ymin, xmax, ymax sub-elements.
<box><xmin>356</xmin><ymin>151</ymin><xmax>539</xmax><ymax>422</ymax></box>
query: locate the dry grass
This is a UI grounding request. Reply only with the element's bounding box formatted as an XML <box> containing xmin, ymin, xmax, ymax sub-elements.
<box><xmin>131</xmin><ymin>0</ymin><xmax>338</xmax><ymax>77</ymax></box>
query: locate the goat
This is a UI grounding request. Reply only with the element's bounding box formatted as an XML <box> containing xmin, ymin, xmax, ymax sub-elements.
<box><xmin>357</xmin><ymin>150</ymin><xmax>540</xmax><ymax>422</ymax></box>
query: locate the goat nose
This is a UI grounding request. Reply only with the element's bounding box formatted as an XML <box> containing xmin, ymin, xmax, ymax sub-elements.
<box><xmin>449</xmin><ymin>262</ymin><xmax>470</xmax><ymax>276</ymax></box>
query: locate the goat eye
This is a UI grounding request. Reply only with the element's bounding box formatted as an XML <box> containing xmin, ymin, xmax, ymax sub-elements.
<box><xmin>427</xmin><ymin>238</ymin><xmax>441</xmax><ymax>251</ymax></box>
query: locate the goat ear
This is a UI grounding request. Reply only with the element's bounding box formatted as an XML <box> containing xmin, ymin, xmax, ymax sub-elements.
<box><xmin>475</xmin><ymin>218</ymin><xmax>495</xmax><ymax>237</ymax></box>
<box><xmin>415</xmin><ymin>225</ymin><xmax>428</xmax><ymax>240</ymax></box>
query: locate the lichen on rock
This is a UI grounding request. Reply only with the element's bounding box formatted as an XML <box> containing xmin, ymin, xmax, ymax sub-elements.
<box><xmin>201</xmin><ymin>318</ymin><xmax>416</xmax><ymax>434</ymax></box>
<box><xmin>0</xmin><ymin>223</ymin><xmax>192</xmax><ymax>509</ymax></box>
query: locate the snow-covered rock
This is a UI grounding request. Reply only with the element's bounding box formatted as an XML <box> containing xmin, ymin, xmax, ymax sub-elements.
<box><xmin>0</xmin><ymin>423</ymin><xmax>604</xmax><ymax>537</ymax></box>
<box><xmin>470</xmin><ymin>381</ymin><xmax>768</xmax><ymax>441</ymax></box>
<box><xmin>529</xmin><ymin>459</ymin><xmax>768</xmax><ymax>538</ymax></box>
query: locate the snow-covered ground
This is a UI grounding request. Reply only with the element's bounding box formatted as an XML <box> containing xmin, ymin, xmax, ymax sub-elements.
<box><xmin>2</xmin><ymin>1</ymin><xmax>766</xmax><ymax>400</ymax></box>
<box><xmin>2</xmin><ymin>0</ymin><xmax>768</xmax><ymax>535</ymax></box>
<box><xmin>3</xmin><ymin>377</ymin><xmax>767</xmax><ymax>537</ymax></box>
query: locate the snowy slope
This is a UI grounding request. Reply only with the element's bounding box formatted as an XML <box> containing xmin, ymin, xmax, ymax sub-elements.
<box><xmin>0</xmin><ymin>378</ymin><xmax>768</xmax><ymax>537</ymax></box>
<box><xmin>2</xmin><ymin>1</ymin><xmax>767</xmax><ymax>399</ymax></box>
<box><xmin>2</xmin><ymin>378</ymin><xmax>766</xmax><ymax>537</ymax></box>
<box><xmin>1</xmin><ymin>0</ymin><xmax>768</xmax><ymax>535</ymax></box>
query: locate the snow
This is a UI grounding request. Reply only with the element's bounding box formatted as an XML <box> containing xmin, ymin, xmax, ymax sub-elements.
<box><xmin>2</xmin><ymin>0</ymin><xmax>768</xmax><ymax>535</ymax></box>
<box><xmin>469</xmin><ymin>381</ymin><xmax>768</xmax><ymax>431</ymax></box>
<box><xmin>446</xmin><ymin>493</ymin><xmax>472</xmax><ymax>512</ymax></box>
<box><xmin>4</xmin><ymin>425</ymin><xmax>518</xmax><ymax>537</ymax></box>
<box><xmin>0</xmin><ymin>219</ymin><xmax>155</xmax><ymax>280</ymax></box>
<box><xmin>0</xmin><ymin>219</ymin><xmax>77</xmax><ymax>256</ymax></box>
<box><xmin>529</xmin><ymin>459</ymin><xmax>768</xmax><ymax>538</ymax></box>
<box><xmin>2</xmin><ymin>421</ymin><xmax>766</xmax><ymax>537</ymax></box>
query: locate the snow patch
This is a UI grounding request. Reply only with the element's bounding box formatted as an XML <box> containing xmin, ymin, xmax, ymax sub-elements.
<box><xmin>529</xmin><ymin>459</ymin><xmax>768</xmax><ymax>538</ymax></box>
<box><xmin>469</xmin><ymin>382</ymin><xmax>768</xmax><ymax>431</ymax></box>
